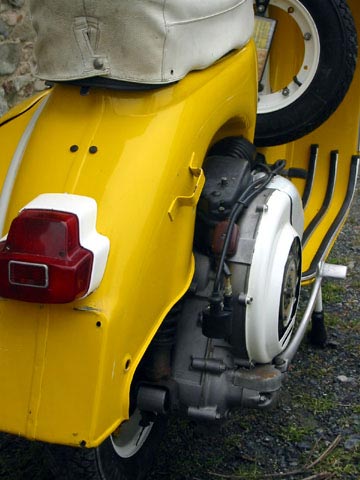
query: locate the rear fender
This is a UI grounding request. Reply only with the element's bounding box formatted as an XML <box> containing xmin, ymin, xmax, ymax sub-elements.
<box><xmin>0</xmin><ymin>42</ymin><xmax>258</xmax><ymax>446</ymax></box>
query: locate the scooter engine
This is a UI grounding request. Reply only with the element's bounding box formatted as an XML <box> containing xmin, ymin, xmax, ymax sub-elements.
<box><xmin>195</xmin><ymin>141</ymin><xmax>304</xmax><ymax>362</ymax></box>
<box><xmin>168</xmin><ymin>138</ymin><xmax>304</xmax><ymax>419</ymax></box>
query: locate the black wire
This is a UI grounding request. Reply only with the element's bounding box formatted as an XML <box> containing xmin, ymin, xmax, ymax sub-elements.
<box><xmin>212</xmin><ymin>160</ymin><xmax>286</xmax><ymax>294</ymax></box>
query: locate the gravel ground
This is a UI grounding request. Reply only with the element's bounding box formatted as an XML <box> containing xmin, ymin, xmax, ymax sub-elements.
<box><xmin>0</xmin><ymin>183</ymin><xmax>359</xmax><ymax>480</ymax></box>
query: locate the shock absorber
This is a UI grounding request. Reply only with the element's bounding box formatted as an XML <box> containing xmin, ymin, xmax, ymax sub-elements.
<box><xmin>143</xmin><ymin>303</ymin><xmax>181</xmax><ymax>381</ymax></box>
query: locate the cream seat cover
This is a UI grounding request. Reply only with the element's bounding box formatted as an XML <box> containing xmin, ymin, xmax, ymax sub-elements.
<box><xmin>30</xmin><ymin>0</ymin><xmax>254</xmax><ymax>84</ymax></box>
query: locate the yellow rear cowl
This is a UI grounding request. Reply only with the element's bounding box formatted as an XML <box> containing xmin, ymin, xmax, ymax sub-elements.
<box><xmin>0</xmin><ymin>43</ymin><xmax>257</xmax><ymax>446</ymax></box>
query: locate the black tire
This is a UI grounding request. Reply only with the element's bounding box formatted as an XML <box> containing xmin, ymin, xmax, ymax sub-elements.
<box><xmin>46</xmin><ymin>412</ymin><xmax>167</xmax><ymax>480</ymax></box>
<box><xmin>255</xmin><ymin>0</ymin><xmax>358</xmax><ymax>147</ymax></box>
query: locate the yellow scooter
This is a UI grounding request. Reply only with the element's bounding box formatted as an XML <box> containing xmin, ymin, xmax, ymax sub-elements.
<box><xmin>0</xmin><ymin>1</ymin><xmax>358</xmax><ymax>479</ymax></box>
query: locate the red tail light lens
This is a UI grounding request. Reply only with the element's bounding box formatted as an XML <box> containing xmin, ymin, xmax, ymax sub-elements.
<box><xmin>0</xmin><ymin>209</ymin><xmax>93</xmax><ymax>303</ymax></box>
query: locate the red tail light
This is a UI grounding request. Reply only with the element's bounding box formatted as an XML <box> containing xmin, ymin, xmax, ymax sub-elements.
<box><xmin>0</xmin><ymin>209</ymin><xmax>93</xmax><ymax>303</ymax></box>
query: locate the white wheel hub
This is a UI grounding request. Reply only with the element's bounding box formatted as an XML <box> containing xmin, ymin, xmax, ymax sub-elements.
<box><xmin>111</xmin><ymin>409</ymin><xmax>154</xmax><ymax>458</ymax></box>
<box><xmin>257</xmin><ymin>0</ymin><xmax>320</xmax><ymax>113</ymax></box>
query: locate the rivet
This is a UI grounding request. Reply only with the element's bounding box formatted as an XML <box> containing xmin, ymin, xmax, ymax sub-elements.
<box><xmin>304</xmin><ymin>32</ymin><xmax>312</xmax><ymax>41</ymax></box>
<box><xmin>93</xmin><ymin>58</ymin><xmax>104</xmax><ymax>70</ymax></box>
<box><xmin>70</xmin><ymin>145</ymin><xmax>79</xmax><ymax>152</ymax></box>
<box><xmin>89</xmin><ymin>146</ymin><xmax>98</xmax><ymax>154</ymax></box>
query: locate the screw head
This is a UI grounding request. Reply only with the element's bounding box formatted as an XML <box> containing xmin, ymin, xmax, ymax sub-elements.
<box><xmin>93</xmin><ymin>58</ymin><xmax>104</xmax><ymax>70</ymax></box>
<box><xmin>256</xmin><ymin>204</ymin><xmax>269</xmax><ymax>213</ymax></box>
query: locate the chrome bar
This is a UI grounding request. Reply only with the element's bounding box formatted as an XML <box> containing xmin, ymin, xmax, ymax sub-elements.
<box><xmin>302</xmin><ymin>144</ymin><xmax>318</xmax><ymax>209</ymax></box>
<box><xmin>302</xmin><ymin>155</ymin><xmax>359</xmax><ymax>281</ymax></box>
<box><xmin>314</xmin><ymin>286</ymin><xmax>323</xmax><ymax>313</ymax></box>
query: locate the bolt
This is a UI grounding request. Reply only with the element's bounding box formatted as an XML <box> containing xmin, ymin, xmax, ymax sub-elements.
<box><xmin>70</xmin><ymin>145</ymin><xmax>79</xmax><ymax>152</ymax></box>
<box><xmin>304</xmin><ymin>32</ymin><xmax>312</xmax><ymax>41</ymax></box>
<box><xmin>274</xmin><ymin>357</ymin><xmax>286</xmax><ymax>366</ymax></box>
<box><xmin>282</xmin><ymin>87</ymin><xmax>290</xmax><ymax>97</ymax></box>
<box><xmin>93</xmin><ymin>58</ymin><xmax>104</xmax><ymax>70</ymax></box>
<box><xmin>218</xmin><ymin>206</ymin><xmax>225</xmax><ymax>212</ymax></box>
<box><xmin>89</xmin><ymin>146</ymin><xmax>98</xmax><ymax>154</ymax></box>
<box><xmin>238</xmin><ymin>294</ymin><xmax>253</xmax><ymax>305</ymax></box>
<box><xmin>257</xmin><ymin>4</ymin><xmax>265</xmax><ymax>13</ymax></box>
<box><xmin>288</xmin><ymin>7</ymin><xmax>294</xmax><ymax>13</ymax></box>
<box><xmin>256</xmin><ymin>204</ymin><xmax>268</xmax><ymax>213</ymax></box>
<box><xmin>220</xmin><ymin>177</ymin><xmax>228</xmax><ymax>186</ymax></box>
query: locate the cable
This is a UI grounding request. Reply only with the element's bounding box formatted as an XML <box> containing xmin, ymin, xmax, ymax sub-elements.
<box><xmin>212</xmin><ymin>160</ymin><xmax>286</xmax><ymax>294</ymax></box>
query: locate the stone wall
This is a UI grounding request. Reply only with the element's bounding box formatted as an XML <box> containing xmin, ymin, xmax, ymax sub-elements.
<box><xmin>0</xmin><ymin>0</ymin><xmax>42</xmax><ymax>116</ymax></box>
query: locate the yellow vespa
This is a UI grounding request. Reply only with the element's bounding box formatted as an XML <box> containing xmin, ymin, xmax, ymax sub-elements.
<box><xmin>0</xmin><ymin>1</ymin><xmax>358</xmax><ymax>479</ymax></box>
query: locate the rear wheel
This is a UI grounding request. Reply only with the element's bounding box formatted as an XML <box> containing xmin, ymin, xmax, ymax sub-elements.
<box><xmin>47</xmin><ymin>410</ymin><xmax>166</xmax><ymax>480</ymax></box>
<box><xmin>255</xmin><ymin>0</ymin><xmax>358</xmax><ymax>146</ymax></box>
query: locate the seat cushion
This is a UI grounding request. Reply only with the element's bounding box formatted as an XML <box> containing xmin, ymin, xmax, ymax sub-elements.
<box><xmin>30</xmin><ymin>0</ymin><xmax>254</xmax><ymax>84</ymax></box>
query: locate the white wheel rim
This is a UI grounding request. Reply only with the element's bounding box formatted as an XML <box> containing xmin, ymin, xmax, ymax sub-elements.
<box><xmin>110</xmin><ymin>409</ymin><xmax>154</xmax><ymax>458</ymax></box>
<box><xmin>257</xmin><ymin>0</ymin><xmax>320</xmax><ymax>114</ymax></box>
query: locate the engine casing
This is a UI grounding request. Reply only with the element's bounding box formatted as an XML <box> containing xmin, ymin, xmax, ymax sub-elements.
<box><xmin>169</xmin><ymin>172</ymin><xmax>304</xmax><ymax>419</ymax></box>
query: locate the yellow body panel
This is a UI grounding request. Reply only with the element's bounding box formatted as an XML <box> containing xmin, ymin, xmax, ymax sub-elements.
<box><xmin>0</xmin><ymin>0</ymin><xmax>359</xmax><ymax>448</ymax></box>
<box><xmin>261</xmin><ymin>0</ymin><xmax>360</xmax><ymax>276</ymax></box>
<box><xmin>0</xmin><ymin>43</ymin><xmax>257</xmax><ymax>446</ymax></box>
